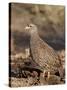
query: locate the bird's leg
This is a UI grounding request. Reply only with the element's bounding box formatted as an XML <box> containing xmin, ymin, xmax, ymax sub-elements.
<box><xmin>40</xmin><ymin>70</ymin><xmax>50</xmax><ymax>85</ymax></box>
<box><xmin>43</xmin><ymin>70</ymin><xmax>50</xmax><ymax>80</ymax></box>
<box><xmin>43</xmin><ymin>70</ymin><xmax>46</xmax><ymax>78</ymax></box>
<box><xmin>47</xmin><ymin>72</ymin><xmax>50</xmax><ymax>79</ymax></box>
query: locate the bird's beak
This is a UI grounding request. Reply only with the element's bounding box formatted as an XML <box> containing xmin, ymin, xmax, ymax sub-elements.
<box><xmin>25</xmin><ymin>26</ymin><xmax>30</xmax><ymax>30</ymax></box>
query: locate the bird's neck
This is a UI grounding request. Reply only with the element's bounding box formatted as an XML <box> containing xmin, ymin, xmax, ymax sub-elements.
<box><xmin>30</xmin><ymin>30</ymin><xmax>40</xmax><ymax>45</ymax></box>
<box><xmin>30</xmin><ymin>29</ymin><xmax>39</xmax><ymax>38</ymax></box>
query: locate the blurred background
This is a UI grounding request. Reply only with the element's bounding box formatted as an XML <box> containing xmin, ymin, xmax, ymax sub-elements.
<box><xmin>10</xmin><ymin>3</ymin><xmax>65</xmax><ymax>54</ymax></box>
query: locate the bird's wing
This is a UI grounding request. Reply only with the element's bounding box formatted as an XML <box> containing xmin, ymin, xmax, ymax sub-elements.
<box><xmin>38</xmin><ymin>37</ymin><xmax>61</xmax><ymax>67</ymax></box>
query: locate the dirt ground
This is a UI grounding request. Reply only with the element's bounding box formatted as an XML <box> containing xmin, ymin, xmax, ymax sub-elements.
<box><xmin>9</xmin><ymin>52</ymin><xmax>65</xmax><ymax>87</ymax></box>
<box><xmin>9</xmin><ymin>3</ymin><xmax>65</xmax><ymax>87</ymax></box>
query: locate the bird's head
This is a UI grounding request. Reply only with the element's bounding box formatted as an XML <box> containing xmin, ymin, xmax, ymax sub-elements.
<box><xmin>25</xmin><ymin>24</ymin><xmax>37</xmax><ymax>34</ymax></box>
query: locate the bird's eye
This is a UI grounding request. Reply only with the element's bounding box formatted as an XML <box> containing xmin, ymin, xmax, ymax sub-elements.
<box><xmin>29</xmin><ymin>25</ymin><xmax>32</xmax><ymax>27</ymax></box>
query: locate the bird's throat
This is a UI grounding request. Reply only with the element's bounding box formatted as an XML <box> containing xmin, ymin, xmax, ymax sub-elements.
<box><xmin>31</xmin><ymin>30</ymin><xmax>39</xmax><ymax>39</ymax></box>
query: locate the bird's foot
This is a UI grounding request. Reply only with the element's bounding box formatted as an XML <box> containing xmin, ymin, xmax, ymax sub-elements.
<box><xmin>43</xmin><ymin>70</ymin><xmax>50</xmax><ymax>80</ymax></box>
<box><xmin>40</xmin><ymin>71</ymin><xmax>50</xmax><ymax>85</ymax></box>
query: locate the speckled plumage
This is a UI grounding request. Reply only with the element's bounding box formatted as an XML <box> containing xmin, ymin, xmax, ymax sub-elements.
<box><xmin>25</xmin><ymin>24</ymin><xmax>61</xmax><ymax>75</ymax></box>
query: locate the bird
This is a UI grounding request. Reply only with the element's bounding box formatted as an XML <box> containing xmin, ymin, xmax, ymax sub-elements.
<box><xmin>25</xmin><ymin>23</ymin><xmax>63</xmax><ymax>78</ymax></box>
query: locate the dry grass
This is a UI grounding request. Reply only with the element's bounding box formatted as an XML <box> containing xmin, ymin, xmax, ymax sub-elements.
<box><xmin>9</xmin><ymin>49</ymin><xmax>65</xmax><ymax>87</ymax></box>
